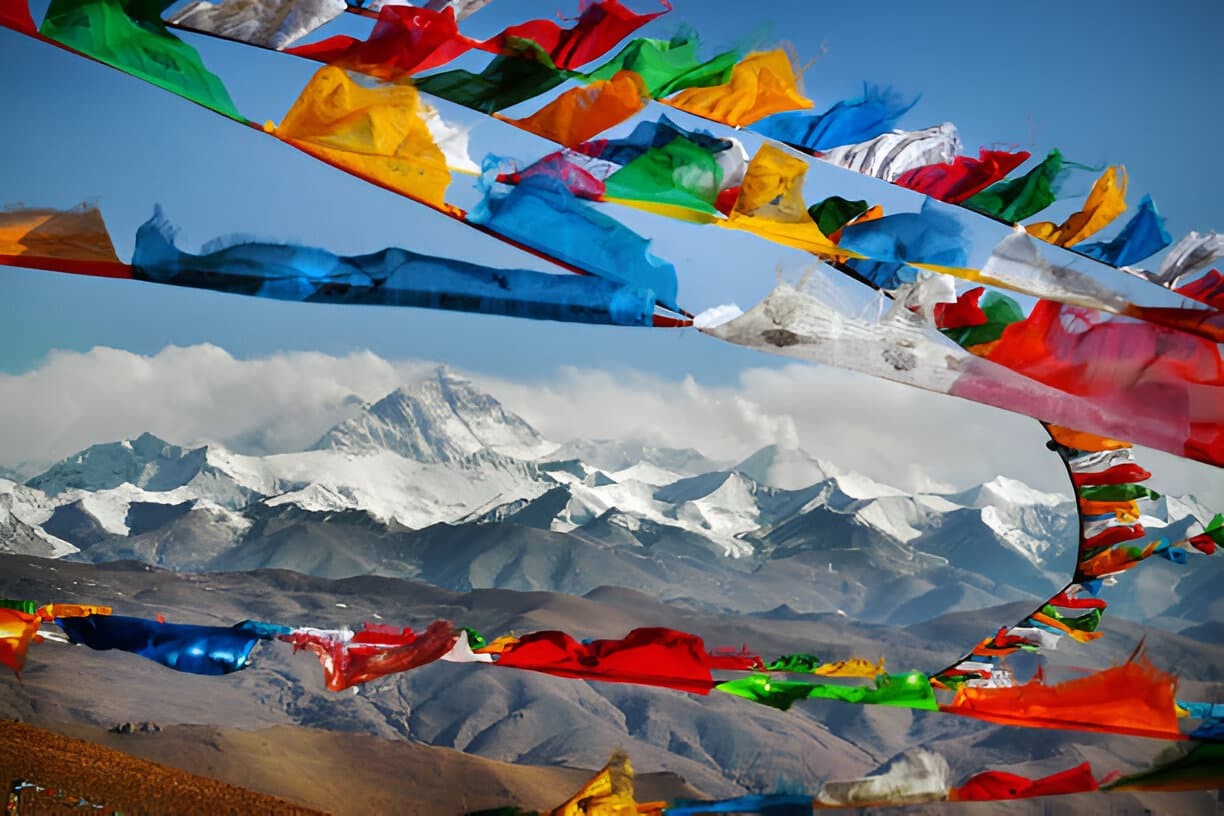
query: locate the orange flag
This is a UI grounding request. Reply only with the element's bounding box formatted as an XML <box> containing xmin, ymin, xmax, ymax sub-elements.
<box><xmin>0</xmin><ymin>608</ymin><xmax>43</xmax><ymax>676</ymax></box>
<box><xmin>942</xmin><ymin>657</ymin><xmax>1183</xmax><ymax>740</ymax></box>
<box><xmin>500</xmin><ymin>70</ymin><xmax>648</xmax><ymax>149</ymax></box>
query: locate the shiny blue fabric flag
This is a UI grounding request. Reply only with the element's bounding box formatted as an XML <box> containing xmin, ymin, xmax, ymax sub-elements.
<box><xmin>469</xmin><ymin>171</ymin><xmax>679</xmax><ymax>310</ymax></box>
<box><xmin>1190</xmin><ymin>719</ymin><xmax>1224</xmax><ymax>742</ymax></box>
<box><xmin>1072</xmin><ymin>194</ymin><xmax>1171</xmax><ymax>266</ymax></box>
<box><xmin>131</xmin><ymin>209</ymin><xmax>657</xmax><ymax>326</ymax></box>
<box><xmin>665</xmin><ymin>794</ymin><xmax>813</xmax><ymax>815</ymax></box>
<box><xmin>1180</xmin><ymin>701</ymin><xmax>1224</xmax><ymax>720</ymax></box>
<box><xmin>590</xmin><ymin>114</ymin><xmax>736</xmax><ymax>166</ymax></box>
<box><xmin>57</xmin><ymin>614</ymin><xmax>261</xmax><ymax>675</ymax></box>
<box><xmin>837</xmin><ymin>198</ymin><xmax>968</xmax><ymax>290</ymax></box>
<box><xmin>750</xmin><ymin>85</ymin><xmax>916</xmax><ymax>153</ymax></box>
<box><xmin>234</xmin><ymin>620</ymin><xmax>293</xmax><ymax>639</ymax></box>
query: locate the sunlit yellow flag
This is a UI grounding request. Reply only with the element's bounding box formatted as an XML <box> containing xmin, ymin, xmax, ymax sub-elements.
<box><xmin>719</xmin><ymin>143</ymin><xmax>843</xmax><ymax>256</ymax></box>
<box><xmin>549</xmin><ymin>750</ymin><xmax>664</xmax><ymax>816</ymax></box>
<box><xmin>270</xmin><ymin>66</ymin><xmax>455</xmax><ymax>210</ymax></box>
<box><xmin>812</xmin><ymin>656</ymin><xmax>886</xmax><ymax>679</ymax></box>
<box><xmin>664</xmin><ymin>49</ymin><xmax>813</xmax><ymax>127</ymax></box>
<box><xmin>1026</xmin><ymin>166</ymin><xmax>1127</xmax><ymax>247</ymax></box>
<box><xmin>473</xmin><ymin>634</ymin><xmax>520</xmax><ymax>655</ymax></box>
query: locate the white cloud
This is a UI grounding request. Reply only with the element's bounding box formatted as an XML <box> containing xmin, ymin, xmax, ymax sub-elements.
<box><xmin>1</xmin><ymin>344</ymin><xmax>1220</xmax><ymax>510</ymax></box>
<box><xmin>0</xmin><ymin>345</ymin><xmax>430</xmax><ymax>465</ymax></box>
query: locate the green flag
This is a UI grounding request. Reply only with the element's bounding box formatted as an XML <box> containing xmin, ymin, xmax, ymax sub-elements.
<box><xmin>604</xmin><ymin>136</ymin><xmax>723</xmax><ymax>213</ymax></box>
<box><xmin>0</xmin><ymin>599</ymin><xmax>38</xmax><ymax>615</ymax></box>
<box><xmin>807</xmin><ymin>196</ymin><xmax>869</xmax><ymax>236</ymax></box>
<box><xmin>41</xmin><ymin>0</ymin><xmax>239</xmax><ymax>117</ymax></box>
<box><xmin>415</xmin><ymin>43</ymin><xmax>569</xmax><ymax>115</ymax></box>
<box><xmin>586</xmin><ymin>34</ymin><xmax>739</xmax><ymax>98</ymax></box>
<box><xmin>963</xmin><ymin>149</ymin><xmax>1064</xmax><ymax>223</ymax></box>
<box><xmin>1037</xmin><ymin>605</ymin><xmax>1103</xmax><ymax>633</ymax></box>
<box><xmin>941</xmin><ymin>290</ymin><xmax>1025</xmax><ymax>348</ymax></box>
<box><xmin>716</xmin><ymin>671</ymin><xmax>938</xmax><ymax>712</ymax></box>
<box><xmin>765</xmin><ymin>653</ymin><xmax>822</xmax><ymax>673</ymax></box>
<box><xmin>1077</xmin><ymin>483</ymin><xmax>1161</xmax><ymax>503</ymax></box>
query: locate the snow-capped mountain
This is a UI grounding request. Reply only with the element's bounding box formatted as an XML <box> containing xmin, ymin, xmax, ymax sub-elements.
<box><xmin>2</xmin><ymin>370</ymin><xmax>1219</xmax><ymax>624</ymax></box>
<box><xmin>314</xmin><ymin>366</ymin><xmax>556</xmax><ymax>463</ymax></box>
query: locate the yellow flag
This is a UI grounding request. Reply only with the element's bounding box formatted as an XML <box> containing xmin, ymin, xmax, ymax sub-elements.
<box><xmin>812</xmin><ymin>656</ymin><xmax>885</xmax><ymax>679</ymax></box>
<box><xmin>500</xmin><ymin>70</ymin><xmax>648</xmax><ymax>149</ymax></box>
<box><xmin>473</xmin><ymin>635</ymin><xmax>520</xmax><ymax>655</ymax></box>
<box><xmin>550</xmin><ymin>750</ymin><xmax>648</xmax><ymax>816</ymax></box>
<box><xmin>718</xmin><ymin>143</ymin><xmax>843</xmax><ymax>256</ymax></box>
<box><xmin>0</xmin><ymin>205</ymin><xmax>119</xmax><ymax>262</ymax></box>
<box><xmin>271</xmin><ymin>66</ymin><xmax>454</xmax><ymax>210</ymax></box>
<box><xmin>664</xmin><ymin>49</ymin><xmax>813</xmax><ymax>127</ymax></box>
<box><xmin>1026</xmin><ymin>166</ymin><xmax>1127</xmax><ymax>246</ymax></box>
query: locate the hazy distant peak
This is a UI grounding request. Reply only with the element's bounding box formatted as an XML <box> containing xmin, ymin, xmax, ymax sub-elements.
<box><xmin>313</xmin><ymin>373</ymin><xmax>555</xmax><ymax>464</ymax></box>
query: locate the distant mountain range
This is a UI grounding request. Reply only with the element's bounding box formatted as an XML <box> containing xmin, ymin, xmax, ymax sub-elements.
<box><xmin>2</xmin><ymin>366</ymin><xmax>1218</xmax><ymax>628</ymax></box>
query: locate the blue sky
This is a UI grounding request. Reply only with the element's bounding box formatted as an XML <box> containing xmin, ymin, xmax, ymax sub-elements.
<box><xmin>2</xmin><ymin>0</ymin><xmax>1223</xmax><ymax>501</ymax></box>
<box><xmin>3</xmin><ymin>0</ymin><xmax>1222</xmax><ymax>378</ymax></box>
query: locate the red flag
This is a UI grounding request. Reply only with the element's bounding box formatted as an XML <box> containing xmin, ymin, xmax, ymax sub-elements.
<box><xmin>952</xmin><ymin>762</ymin><xmax>1099</xmax><ymax>801</ymax></box>
<box><xmin>495</xmin><ymin>627</ymin><xmax>715</xmax><ymax>694</ymax></box>
<box><xmin>282</xmin><ymin>620</ymin><xmax>457</xmax><ymax>691</ymax></box>
<box><xmin>896</xmin><ymin>150</ymin><xmax>1030</xmax><ymax>205</ymax></box>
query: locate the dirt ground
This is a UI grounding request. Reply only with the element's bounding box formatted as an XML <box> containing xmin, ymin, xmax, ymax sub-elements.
<box><xmin>0</xmin><ymin>719</ymin><xmax>327</xmax><ymax>816</ymax></box>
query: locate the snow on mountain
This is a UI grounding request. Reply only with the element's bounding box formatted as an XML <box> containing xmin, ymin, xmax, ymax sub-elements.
<box><xmin>950</xmin><ymin>475</ymin><xmax>1068</xmax><ymax>509</ymax></box>
<box><xmin>0</xmin><ymin>479</ymin><xmax>77</xmax><ymax>558</ymax></box>
<box><xmin>314</xmin><ymin>366</ymin><xmax>556</xmax><ymax>463</ymax></box>
<box><xmin>733</xmin><ymin>445</ymin><xmax>838</xmax><ymax>490</ymax></box>
<box><xmin>258</xmin><ymin>448</ymin><xmax>547</xmax><ymax>528</ymax></box>
<box><xmin>26</xmin><ymin>432</ymin><xmax>209</xmax><ymax>496</ymax></box>
<box><xmin>609</xmin><ymin>462</ymin><xmax>682</xmax><ymax>486</ymax></box>
<box><xmin>548</xmin><ymin>439</ymin><xmax>723</xmax><ymax>476</ymax></box>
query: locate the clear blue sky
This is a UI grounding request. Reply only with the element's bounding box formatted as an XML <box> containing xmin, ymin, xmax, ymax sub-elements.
<box><xmin>2</xmin><ymin>0</ymin><xmax>1222</xmax><ymax>382</ymax></box>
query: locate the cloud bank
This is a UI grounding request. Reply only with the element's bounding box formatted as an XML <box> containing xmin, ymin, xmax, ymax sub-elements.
<box><xmin>1</xmin><ymin>344</ymin><xmax>1218</xmax><ymax>505</ymax></box>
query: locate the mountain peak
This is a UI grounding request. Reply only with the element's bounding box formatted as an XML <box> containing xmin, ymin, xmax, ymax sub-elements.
<box><xmin>733</xmin><ymin>444</ymin><xmax>838</xmax><ymax>490</ymax></box>
<box><xmin>25</xmin><ymin>433</ymin><xmax>209</xmax><ymax>496</ymax></box>
<box><xmin>314</xmin><ymin>372</ymin><xmax>555</xmax><ymax>464</ymax></box>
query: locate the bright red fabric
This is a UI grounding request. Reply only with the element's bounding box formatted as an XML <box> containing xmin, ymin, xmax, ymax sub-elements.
<box><xmin>1048</xmin><ymin>591</ymin><xmax>1107</xmax><ymax>610</ymax></box>
<box><xmin>895</xmin><ymin>150</ymin><xmax>1030</xmax><ymax>205</ymax></box>
<box><xmin>0</xmin><ymin>0</ymin><xmax>37</xmax><ymax>34</ymax></box>
<box><xmin>282</xmin><ymin>621</ymin><xmax>456</xmax><ymax>691</ymax></box>
<box><xmin>986</xmin><ymin>301</ymin><xmax>1224</xmax><ymax>467</ymax></box>
<box><xmin>934</xmin><ymin>286</ymin><xmax>987</xmax><ymax>329</ymax></box>
<box><xmin>1175</xmin><ymin>269</ymin><xmax>1224</xmax><ymax>310</ymax></box>
<box><xmin>952</xmin><ymin>763</ymin><xmax>1099</xmax><ymax>801</ymax></box>
<box><xmin>1082</xmin><ymin>524</ymin><xmax>1146</xmax><ymax>551</ymax></box>
<box><xmin>288</xmin><ymin>0</ymin><xmax>668</xmax><ymax>80</ymax></box>
<box><xmin>289</xmin><ymin>6</ymin><xmax>472</xmax><ymax>79</ymax></box>
<box><xmin>483</xmin><ymin>0</ymin><xmax>669</xmax><ymax>70</ymax></box>
<box><xmin>494</xmin><ymin>627</ymin><xmax>715</xmax><ymax>694</ymax></box>
<box><xmin>1071</xmin><ymin>463</ymin><xmax>1153</xmax><ymax>487</ymax></box>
